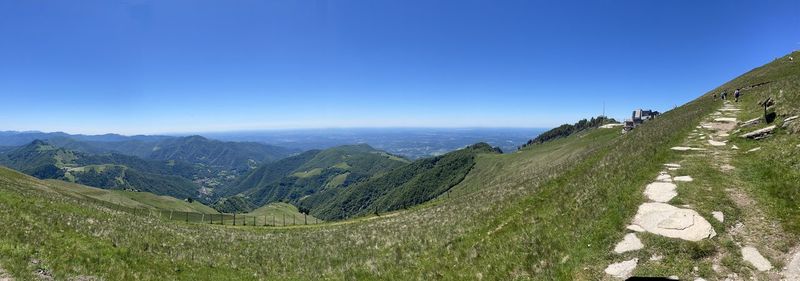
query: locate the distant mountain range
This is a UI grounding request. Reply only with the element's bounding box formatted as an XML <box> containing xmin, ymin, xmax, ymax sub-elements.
<box><xmin>0</xmin><ymin>130</ymin><xmax>510</xmax><ymax>219</ymax></box>
<box><xmin>215</xmin><ymin>142</ymin><xmax>501</xmax><ymax>219</ymax></box>
<box><xmin>0</xmin><ymin>132</ymin><xmax>300</xmax><ymax>202</ymax></box>
<box><xmin>0</xmin><ymin>131</ymin><xmax>299</xmax><ymax>171</ymax></box>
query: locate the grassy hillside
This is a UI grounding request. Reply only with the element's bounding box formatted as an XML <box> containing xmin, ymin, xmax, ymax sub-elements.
<box><xmin>0</xmin><ymin>141</ymin><xmax>203</xmax><ymax>200</ymax></box>
<box><xmin>43</xmin><ymin>179</ymin><xmax>218</xmax><ymax>214</ymax></box>
<box><xmin>233</xmin><ymin>144</ymin><xmax>409</xmax><ymax>210</ymax></box>
<box><xmin>0</xmin><ymin>52</ymin><xmax>796</xmax><ymax>280</ymax></box>
<box><xmin>246</xmin><ymin>202</ymin><xmax>320</xmax><ymax>224</ymax></box>
<box><xmin>306</xmin><ymin>142</ymin><xmax>500</xmax><ymax>220</ymax></box>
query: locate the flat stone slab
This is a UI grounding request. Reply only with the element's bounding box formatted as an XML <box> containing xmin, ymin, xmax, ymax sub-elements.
<box><xmin>600</xmin><ymin>123</ymin><xmax>623</xmax><ymax>128</ymax></box>
<box><xmin>664</xmin><ymin>163</ymin><xmax>681</xmax><ymax>168</ymax></box>
<box><xmin>718</xmin><ymin>108</ymin><xmax>741</xmax><ymax>111</ymax></box>
<box><xmin>708</xmin><ymin>139</ymin><xmax>726</xmax><ymax>146</ymax></box>
<box><xmin>747</xmin><ymin>147</ymin><xmax>762</xmax><ymax>153</ymax></box>
<box><xmin>712</xmin><ymin>211</ymin><xmax>724</xmax><ymax>222</ymax></box>
<box><xmin>631</xmin><ymin>203</ymin><xmax>716</xmax><ymax>241</ymax></box>
<box><xmin>656</xmin><ymin>173</ymin><xmax>672</xmax><ymax>182</ymax></box>
<box><xmin>605</xmin><ymin>258</ymin><xmax>638</xmax><ymax>279</ymax></box>
<box><xmin>671</xmin><ymin>147</ymin><xmax>706</xmax><ymax>151</ymax></box>
<box><xmin>741</xmin><ymin>125</ymin><xmax>776</xmax><ymax>139</ymax></box>
<box><xmin>613</xmin><ymin>233</ymin><xmax>644</xmax><ymax>254</ymax></box>
<box><xmin>784</xmin><ymin>115</ymin><xmax>799</xmax><ymax>123</ymax></box>
<box><xmin>674</xmin><ymin>176</ymin><xmax>693</xmax><ymax>182</ymax></box>
<box><xmin>644</xmin><ymin>182</ymin><xmax>678</xmax><ymax>203</ymax></box>
<box><xmin>739</xmin><ymin>117</ymin><xmax>761</xmax><ymax>127</ymax></box>
<box><xmin>714</xmin><ymin>117</ymin><xmax>738</xmax><ymax>122</ymax></box>
<box><xmin>627</xmin><ymin>224</ymin><xmax>645</xmax><ymax>232</ymax></box>
<box><xmin>741</xmin><ymin>246</ymin><xmax>773</xmax><ymax>271</ymax></box>
<box><xmin>732</xmin><ymin>145</ymin><xmax>739</xmax><ymax>150</ymax></box>
<box><xmin>782</xmin><ymin>250</ymin><xmax>800</xmax><ymax>280</ymax></box>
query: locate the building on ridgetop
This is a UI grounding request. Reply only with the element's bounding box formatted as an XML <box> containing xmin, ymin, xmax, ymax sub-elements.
<box><xmin>623</xmin><ymin>109</ymin><xmax>660</xmax><ymax>132</ymax></box>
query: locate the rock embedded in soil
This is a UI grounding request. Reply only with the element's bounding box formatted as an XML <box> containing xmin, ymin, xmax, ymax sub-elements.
<box><xmin>644</xmin><ymin>182</ymin><xmax>678</xmax><ymax>203</ymax></box>
<box><xmin>604</xmin><ymin>258</ymin><xmax>638</xmax><ymax>279</ymax></box>
<box><xmin>674</xmin><ymin>176</ymin><xmax>693</xmax><ymax>182</ymax></box>
<box><xmin>711</xmin><ymin>211</ymin><xmax>724</xmax><ymax>223</ymax></box>
<box><xmin>739</xmin><ymin>117</ymin><xmax>761</xmax><ymax>127</ymax></box>
<box><xmin>782</xmin><ymin>250</ymin><xmax>800</xmax><ymax>280</ymax></box>
<box><xmin>746</xmin><ymin>147</ymin><xmax>762</xmax><ymax>153</ymax></box>
<box><xmin>631</xmin><ymin>203</ymin><xmax>716</xmax><ymax>241</ymax></box>
<box><xmin>741</xmin><ymin>246</ymin><xmax>773</xmax><ymax>271</ymax></box>
<box><xmin>627</xmin><ymin>225</ymin><xmax>645</xmax><ymax>232</ymax></box>
<box><xmin>741</xmin><ymin>125</ymin><xmax>776</xmax><ymax>140</ymax></box>
<box><xmin>613</xmin><ymin>233</ymin><xmax>644</xmax><ymax>254</ymax></box>
<box><xmin>714</xmin><ymin>117</ymin><xmax>738</xmax><ymax>123</ymax></box>
<box><xmin>708</xmin><ymin>139</ymin><xmax>726</xmax><ymax>146</ymax></box>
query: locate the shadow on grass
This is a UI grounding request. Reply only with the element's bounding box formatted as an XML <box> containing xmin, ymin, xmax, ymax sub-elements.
<box><xmin>765</xmin><ymin>112</ymin><xmax>777</xmax><ymax>123</ymax></box>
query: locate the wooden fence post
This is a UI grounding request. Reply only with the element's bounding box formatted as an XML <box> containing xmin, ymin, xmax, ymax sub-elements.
<box><xmin>304</xmin><ymin>213</ymin><xmax>307</xmax><ymax>225</ymax></box>
<box><xmin>201</xmin><ymin>213</ymin><xmax>204</xmax><ymax>224</ymax></box>
<box><xmin>253</xmin><ymin>216</ymin><xmax>255</xmax><ymax>226</ymax></box>
<box><xmin>169</xmin><ymin>210</ymin><xmax>173</xmax><ymax>220</ymax></box>
<box><xmin>264</xmin><ymin>215</ymin><xmax>267</xmax><ymax>226</ymax></box>
<box><xmin>233</xmin><ymin>213</ymin><xmax>236</xmax><ymax>226</ymax></box>
<box><xmin>185</xmin><ymin>211</ymin><xmax>189</xmax><ymax>223</ymax></box>
<box><xmin>283</xmin><ymin>214</ymin><xmax>285</xmax><ymax>226</ymax></box>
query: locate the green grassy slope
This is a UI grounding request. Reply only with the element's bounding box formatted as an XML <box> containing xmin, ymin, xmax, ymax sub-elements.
<box><xmin>306</xmin><ymin>143</ymin><xmax>500</xmax><ymax>220</ymax></box>
<box><xmin>0</xmin><ymin>141</ymin><xmax>203</xmax><ymax>200</ymax></box>
<box><xmin>246</xmin><ymin>202</ymin><xmax>320</xmax><ymax>224</ymax></box>
<box><xmin>0</xmin><ymin>52</ymin><xmax>796</xmax><ymax>280</ymax></box>
<box><xmin>234</xmin><ymin>144</ymin><xmax>409</xmax><ymax>209</ymax></box>
<box><xmin>42</xmin><ymin>179</ymin><xmax>218</xmax><ymax>214</ymax></box>
<box><xmin>724</xmin><ymin>52</ymin><xmax>800</xmax><ymax>234</ymax></box>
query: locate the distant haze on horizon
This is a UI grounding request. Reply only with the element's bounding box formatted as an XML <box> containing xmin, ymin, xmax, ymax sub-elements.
<box><xmin>1</xmin><ymin>1</ymin><xmax>797</xmax><ymax>135</ymax></box>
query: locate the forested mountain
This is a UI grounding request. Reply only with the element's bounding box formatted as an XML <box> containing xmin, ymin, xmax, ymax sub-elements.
<box><xmin>303</xmin><ymin>143</ymin><xmax>500</xmax><ymax>220</ymax></box>
<box><xmin>0</xmin><ymin>131</ymin><xmax>170</xmax><ymax>146</ymax></box>
<box><xmin>0</xmin><ymin>140</ymin><xmax>202</xmax><ymax>200</ymax></box>
<box><xmin>0</xmin><ymin>132</ymin><xmax>298</xmax><ymax>172</ymax></box>
<box><xmin>148</xmin><ymin>135</ymin><xmax>296</xmax><ymax>171</ymax></box>
<box><xmin>229</xmin><ymin>144</ymin><xmax>410</xmax><ymax>210</ymax></box>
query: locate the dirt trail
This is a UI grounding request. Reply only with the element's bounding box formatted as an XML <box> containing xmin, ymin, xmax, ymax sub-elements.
<box><xmin>704</xmin><ymin>102</ymin><xmax>792</xmax><ymax>280</ymax></box>
<box><xmin>0</xmin><ymin>266</ymin><xmax>13</xmax><ymax>281</ymax></box>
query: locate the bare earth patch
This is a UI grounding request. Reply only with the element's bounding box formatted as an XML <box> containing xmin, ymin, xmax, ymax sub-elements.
<box><xmin>0</xmin><ymin>266</ymin><xmax>13</xmax><ymax>281</ymax></box>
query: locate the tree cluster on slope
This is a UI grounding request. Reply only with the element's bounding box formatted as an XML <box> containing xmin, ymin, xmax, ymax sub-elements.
<box><xmin>523</xmin><ymin>116</ymin><xmax>617</xmax><ymax>148</ymax></box>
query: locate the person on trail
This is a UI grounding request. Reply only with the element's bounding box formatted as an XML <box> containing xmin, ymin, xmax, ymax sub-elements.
<box><xmin>721</xmin><ymin>91</ymin><xmax>727</xmax><ymax>100</ymax></box>
<box><xmin>734</xmin><ymin>89</ymin><xmax>741</xmax><ymax>102</ymax></box>
<box><xmin>713</xmin><ymin>93</ymin><xmax>717</xmax><ymax>100</ymax></box>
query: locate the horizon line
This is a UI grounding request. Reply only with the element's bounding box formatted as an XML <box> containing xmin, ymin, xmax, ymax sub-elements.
<box><xmin>1</xmin><ymin>126</ymin><xmax>557</xmax><ymax>138</ymax></box>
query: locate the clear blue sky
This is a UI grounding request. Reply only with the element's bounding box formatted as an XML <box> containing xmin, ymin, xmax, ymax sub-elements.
<box><xmin>0</xmin><ymin>0</ymin><xmax>797</xmax><ymax>135</ymax></box>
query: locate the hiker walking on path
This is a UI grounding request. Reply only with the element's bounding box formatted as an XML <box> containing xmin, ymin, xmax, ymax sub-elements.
<box><xmin>721</xmin><ymin>91</ymin><xmax>727</xmax><ymax>100</ymax></box>
<box><xmin>734</xmin><ymin>89</ymin><xmax>741</xmax><ymax>102</ymax></box>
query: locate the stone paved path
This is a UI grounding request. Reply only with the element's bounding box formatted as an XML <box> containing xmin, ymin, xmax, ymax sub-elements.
<box><xmin>604</xmin><ymin>101</ymin><xmax>795</xmax><ymax>280</ymax></box>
